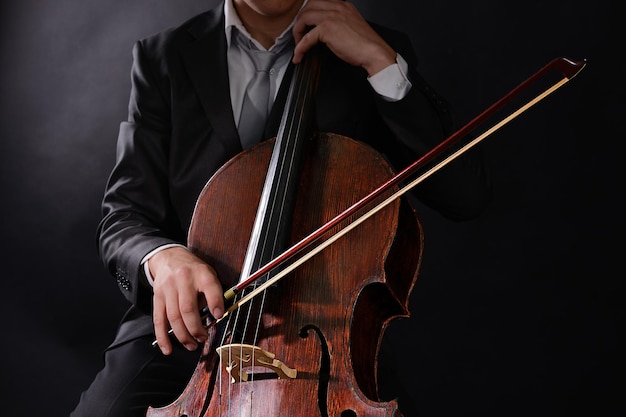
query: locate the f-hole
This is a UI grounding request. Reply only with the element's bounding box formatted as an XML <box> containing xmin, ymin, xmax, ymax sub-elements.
<box><xmin>299</xmin><ymin>324</ymin><xmax>331</xmax><ymax>417</ymax></box>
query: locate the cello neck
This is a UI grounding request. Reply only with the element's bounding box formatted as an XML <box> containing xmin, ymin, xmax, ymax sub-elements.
<box><xmin>239</xmin><ymin>46</ymin><xmax>324</xmax><ymax>283</ymax></box>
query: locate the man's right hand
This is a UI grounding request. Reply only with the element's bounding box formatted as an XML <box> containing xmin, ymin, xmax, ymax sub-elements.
<box><xmin>148</xmin><ymin>246</ymin><xmax>225</xmax><ymax>355</ymax></box>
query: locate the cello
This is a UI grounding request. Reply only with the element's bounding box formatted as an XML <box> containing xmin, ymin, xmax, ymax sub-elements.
<box><xmin>147</xmin><ymin>32</ymin><xmax>586</xmax><ymax>416</ymax></box>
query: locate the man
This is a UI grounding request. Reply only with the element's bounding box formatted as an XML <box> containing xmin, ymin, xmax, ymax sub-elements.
<box><xmin>71</xmin><ymin>0</ymin><xmax>491</xmax><ymax>416</ymax></box>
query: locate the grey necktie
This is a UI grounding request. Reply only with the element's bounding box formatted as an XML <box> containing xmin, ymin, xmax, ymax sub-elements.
<box><xmin>235</xmin><ymin>33</ymin><xmax>282</xmax><ymax>149</ymax></box>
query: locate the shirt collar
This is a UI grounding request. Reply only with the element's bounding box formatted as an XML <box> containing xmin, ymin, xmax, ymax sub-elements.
<box><xmin>224</xmin><ymin>0</ymin><xmax>305</xmax><ymax>51</ymax></box>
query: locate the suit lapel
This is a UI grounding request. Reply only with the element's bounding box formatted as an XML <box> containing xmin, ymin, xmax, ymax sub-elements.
<box><xmin>179</xmin><ymin>5</ymin><xmax>243</xmax><ymax>157</ymax></box>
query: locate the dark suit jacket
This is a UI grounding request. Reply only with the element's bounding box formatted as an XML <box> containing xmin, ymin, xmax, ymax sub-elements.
<box><xmin>98</xmin><ymin>1</ymin><xmax>491</xmax><ymax>346</ymax></box>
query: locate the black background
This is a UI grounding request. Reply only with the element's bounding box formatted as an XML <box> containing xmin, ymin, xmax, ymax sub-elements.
<box><xmin>1</xmin><ymin>1</ymin><xmax>624</xmax><ymax>416</ymax></box>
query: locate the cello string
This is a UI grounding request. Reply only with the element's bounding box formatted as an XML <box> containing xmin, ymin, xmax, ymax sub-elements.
<box><xmin>244</xmin><ymin>53</ymin><xmax>316</xmax><ymax>377</ymax></box>
<box><xmin>214</xmin><ymin>54</ymin><xmax>316</xmax><ymax>407</ymax></box>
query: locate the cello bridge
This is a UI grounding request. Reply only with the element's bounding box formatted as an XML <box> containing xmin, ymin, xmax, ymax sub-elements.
<box><xmin>216</xmin><ymin>343</ymin><xmax>297</xmax><ymax>383</ymax></box>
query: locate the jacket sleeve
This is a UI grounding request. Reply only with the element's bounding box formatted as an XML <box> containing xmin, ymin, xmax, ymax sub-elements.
<box><xmin>96</xmin><ymin>39</ymin><xmax>184</xmax><ymax>314</ymax></box>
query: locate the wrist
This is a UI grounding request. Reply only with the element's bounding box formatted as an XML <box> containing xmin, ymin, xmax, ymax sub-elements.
<box><xmin>362</xmin><ymin>45</ymin><xmax>397</xmax><ymax>77</ymax></box>
<box><xmin>142</xmin><ymin>243</ymin><xmax>188</xmax><ymax>286</ymax></box>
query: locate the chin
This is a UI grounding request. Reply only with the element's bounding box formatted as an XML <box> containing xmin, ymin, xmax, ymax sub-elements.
<box><xmin>245</xmin><ymin>0</ymin><xmax>304</xmax><ymax>17</ymax></box>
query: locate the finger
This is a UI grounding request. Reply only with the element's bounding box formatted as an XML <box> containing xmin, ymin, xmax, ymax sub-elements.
<box><xmin>294</xmin><ymin>0</ymin><xmax>353</xmax><ymax>37</ymax></box>
<box><xmin>292</xmin><ymin>3</ymin><xmax>332</xmax><ymax>44</ymax></box>
<box><xmin>199</xmin><ymin>271</ymin><xmax>225</xmax><ymax>321</ymax></box>
<box><xmin>153</xmin><ymin>293</ymin><xmax>173</xmax><ymax>355</ymax></box>
<box><xmin>292</xmin><ymin>2</ymin><xmax>364</xmax><ymax>64</ymax></box>
<box><xmin>165</xmin><ymin>284</ymin><xmax>198</xmax><ymax>352</ymax></box>
<box><xmin>292</xmin><ymin>26</ymin><xmax>321</xmax><ymax>64</ymax></box>
<box><xmin>178</xmin><ymin>287</ymin><xmax>208</xmax><ymax>344</ymax></box>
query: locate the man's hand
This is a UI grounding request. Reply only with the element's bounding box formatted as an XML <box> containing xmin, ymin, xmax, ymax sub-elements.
<box><xmin>293</xmin><ymin>0</ymin><xmax>397</xmax><ymax>76</ymax></box>
<box><xmin>148</xmin><ymin>246</ymin><xmax>224</xmax><ymax>355</ymax></box>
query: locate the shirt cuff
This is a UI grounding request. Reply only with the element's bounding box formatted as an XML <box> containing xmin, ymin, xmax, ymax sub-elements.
<box><xmin>367</xmin><ymin>53</ymin><xmax>412</xmax><ymax>102</ymax></box>
<box><xmin>141</xmin><ymin>243</ymin><xmax>188</xmax><ymax>286</ymax></box>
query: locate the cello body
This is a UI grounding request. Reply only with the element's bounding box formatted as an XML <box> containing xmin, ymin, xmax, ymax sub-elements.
<box><xmin>147</xmin><ymin>132</ymin><xmax>422</xmax><ymax>417</ymax></box>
